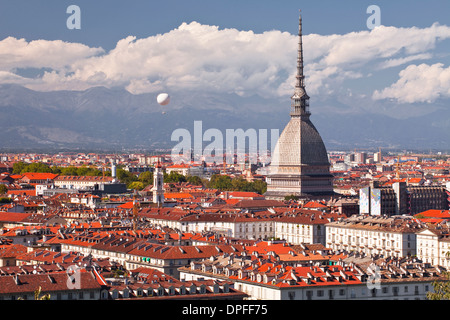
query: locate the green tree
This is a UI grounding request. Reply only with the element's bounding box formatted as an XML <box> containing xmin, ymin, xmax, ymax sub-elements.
<box><xmin>250</xmin><ymin>180</ymin><xmax>267</xmax><ymax>194</ymax></box>
<box><xmin>18</xmin><ymin>286</ymin><xmax>50</xmax><ymax>300</ymax></box>
<box><xmin>186</xmin><ymin>175</ymin><xmax>203</xmax><ymax>186</ymax></box>
<box><xmin>51</xmin><ymin>166</ymin><xmax>61</xmax><ymax>175</ymax></box>
<box><xmin>209</xmin><ymin>174</ymin><xmax>233</xmax><ymax>190</ymax></box>
<box><xmin>207</xmin><ymin>175</ymin><xmax>266</xmax><ymax>194</ymax></box>
<box><xmin>13</xmin><ymin>162</ymin><xmax>55</xmax><ymax>174</ymax></box>
<box><xmin>0</xmin><ymin>184</ymin><xmax>7</xmax><ymax>195</ymax></box>
<box><xmin>231</xmin><ymin>177</ymin><xmax>252</xmax><ymax>192</ymax></box>
<box><xmin>78</xmin><ymin>166</ymin><xmax>103</xmax><ymax>176</ymax></box>
<box><xmin>34</xmin><ymin>286</ymin><xmax>51</xmax><ymax>300</ymax></box>
<box><xmin>116</xmin><ymin>169</ymin><xmax>138</xmax><ymax>186</ymax></box>
<box><xmin>76</xmin><ymin>166</ymin><xmax>90</xmax><ymax>176</ymax></box>
<box><xmin>164</xmin><ymin>171</ymin><xmax>187</xmax><ymax>183</ymax></box>
<box><xmin>24</xmin><ymin>162</ymin><xmax>52</xmax><ymax>173</ymax></box>
<box><xmin>12</xmin><ymin>162</ymin><xmax>27</xmax><ymax>174</ymax></box>
<box><xmin>128</xmin><ymin>181</ymin><xmax>145</xmax><ymax>191</ymax></box>
<box><xmin>138</xmin><ymin>171</ymin><xmax>153</xmax><ymax>186</ymax></box>
<box><xmin>0</xmin><ymin>197</ymin><xmax>11</xmax><ymax>203</ymax></box>
<box><xmin>427</xmin><ymin>270</ymin><xmax>450</xmax><ymax>300</ymax></box>
<box><xmin>60</xmin><ymin>166</ymin><xmax>79</xmax><ymax>176</ymax></box>
<box><xmin>285</xmin><ymin>194</ymin><xmax>299</xmax><ymax>201</ymax></box>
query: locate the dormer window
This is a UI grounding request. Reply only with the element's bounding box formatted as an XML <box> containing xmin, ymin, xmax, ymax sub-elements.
<box><xmin>179</xmin><ymin>286</ymin><xmax>186</xmax><ymax>295</ymax></box>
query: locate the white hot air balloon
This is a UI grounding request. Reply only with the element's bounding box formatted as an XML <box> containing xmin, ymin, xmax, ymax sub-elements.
<box><xmin>157</xmin><ymin>93</ymin><xmax>170</xmax><ymax>106</ymax></box>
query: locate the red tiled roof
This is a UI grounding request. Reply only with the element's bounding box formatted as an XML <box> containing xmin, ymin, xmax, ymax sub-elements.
<box><xmin>7</xmin><ymin>189</ymin><xmax>36</xmax><ymax>196</ymax></box>
<box><xmin>118</xmin><ymin>202</ymin><xmax>134</xmax><ymax>209</ymax></box>
<box><xmin>415</xmin><ymin>210</ymin><xmax>450</xmax><ymax>219</ymax></box>
<box><xmin>21</xmin><ymin>172</ymin><xmax>59</xmax><ymax>180</ymax></box>
<box><xmin>227</xmin><ymin>264</ymin><xmax>362</xmax><ymax>288</ymax></box>
<box><xmin>0</xmin><ymin>212</ymin><xmax>32</xmax><ymax>223</ymax></box>
<box><xmin>415</xmin><ymin>218</ymin><xmax>446</xmax><ymax>224</ymax></box>
<box><xmin>303</xmin><ymin>201</ymin><xmax>327</xmax><ymax>208</ymax></box>
<box><xmin>129</xmin><ymin>244</ymin><xmax>246</xmax><ymax>260</ymax></box>
<box><xmin>9</xmin><ymin>175</ymin><xmax>24</xmax><ymax>180</ymax></box>
<box><xmin>0</xmin><ymin>270</ymin><xmax>103</xmax><ymax>294</ymax></box>
<box><xmin>225</xmin><ymin>192</ymin><xmax>264</xmax><ymax>198</ymax></box>
<box><xmin>164</xmin><ymin>193</ymin><xmax>194</xmax><ymax>199</ymax></box>
<box><xmin>225</xmin><ymin>199</ymin><xmax>241</xmax><ymax>205</ymax></box>
<box><xmin>0</xmin><ymin>244</ymin><xmax>28</xmax><ymax>259</ymax></box>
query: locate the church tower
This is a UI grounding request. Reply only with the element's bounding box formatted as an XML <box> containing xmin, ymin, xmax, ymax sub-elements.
<box><xmin>152</xmin><ymin>158</ymin><xmax>165</xmax><ymax>206</ymax></box>
<box><xmin>265</xmin><ymin>13</ymin><xmax>334</xmax><ymax>200</ymax></box>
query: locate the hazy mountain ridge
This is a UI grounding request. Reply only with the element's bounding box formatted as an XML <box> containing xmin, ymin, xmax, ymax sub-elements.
<box><xmin>0</xmin><ymin>84</ymin><xmax>448</xmax><ymax>153</ymax></box>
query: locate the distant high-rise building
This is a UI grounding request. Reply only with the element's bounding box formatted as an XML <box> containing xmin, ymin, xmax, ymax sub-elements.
<box><xmin>265</xmin><ymin>13</ymin><xmax>334</xmax><ymax>200</ymax></box>
<box><xmin>374</xmin><ymin>148</ymin><xmax>382</xmax><ymax>163</ymax></box>
<box><xmin>355</xmin><ymin>152</ymin><xmax>367</xmax><ymax>164</ymax></box>
<box><xmin>360</xmin><ymin>181</ymin><xmax>449</xmax><ymax>216</ymax></box>
<box><xmin>344</xmin><ymin>153</ymin><xmax>355</xmax><ymax>164</ymax></box>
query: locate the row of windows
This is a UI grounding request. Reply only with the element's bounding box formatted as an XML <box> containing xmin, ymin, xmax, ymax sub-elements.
<box><xmin>0</xmin><ymin>290</ymin><xmax>98</xmax><ymax>300</ymax></box>
<box><xmin>301</xmin><ymin>284</ymin><xmax>428</xmax><ymax>300</ymax></box>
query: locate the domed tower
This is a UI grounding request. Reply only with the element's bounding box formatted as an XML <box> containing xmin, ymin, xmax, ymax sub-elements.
<box><xmin>265</xmin><ymin>13</ymin><xmax>334</xmax><ymax>200</ymax></box>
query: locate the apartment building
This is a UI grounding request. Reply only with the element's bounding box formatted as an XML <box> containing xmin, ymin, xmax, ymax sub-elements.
<box><xmin>106</xmin><ymin>267</ymin><xmax>248</xmax><ymax>300</ymax></box>
<box><xmin>416</xmin><ymin>223</ymin><xmax>450</xmax><ymax>268</ymax></box>
<box><xmin>273</xmin><ymin>211</ymin><xmax>339</xmax><ymax>245</ymax></box>
<box><xmin>0</xmin><ymin>269</ymin><xmax>108</xmax><ymax>300</ymax></box>
<box><xmin>54</xmin><ymin>175</ymin><xmax>114</xmax><ymax>189</ymax></box>
<box><xmin>59</xmin><ymin>232</ymin><xmax>246</xmax><ymax>278</ymax></box>
<box><xmin>141</xmin><ymin>207</ymin><xmax>341</xmax><ymax>244</ymax></box>
<box><xmin>325</xmin><ymin>215</ymin><xmax>424</xmax><ymax>257</ymax></box>
<box><xmin>178</xmin><ymin>252</ymin><xmax>445</xmax><ymax>300</ymax></box>
<box><xmin>360</xmin><ymin>181</ymin><xmax>449</xmax><ymax>216</ymax></box>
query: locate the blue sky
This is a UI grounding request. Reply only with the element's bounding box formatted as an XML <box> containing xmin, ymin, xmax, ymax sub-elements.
<box><xmin>0</xmin><ymin>0</ymin><xmax>450</xmax><ymax>110</ymax></box>
<box><xmin>1</xmin><ymin>0</ymin><xmax>449</xmax><ymax>49</ymax></box>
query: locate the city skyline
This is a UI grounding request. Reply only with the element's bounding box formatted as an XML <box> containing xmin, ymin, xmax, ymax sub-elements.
<box><xmin>0</xmin><ymin>2</ymin><xmax>450</xmax><ymax>306</ymax></box>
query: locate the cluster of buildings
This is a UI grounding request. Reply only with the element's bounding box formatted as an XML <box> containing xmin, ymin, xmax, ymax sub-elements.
<box><xmin>0</xmin><ymin>172</ymin><xmax>448</xmax><ymax>301</ymax></box>
<box><xmin>0</xmin><ymin>13</ymin><xmax>449</xmax><ymax>302</ymax></box>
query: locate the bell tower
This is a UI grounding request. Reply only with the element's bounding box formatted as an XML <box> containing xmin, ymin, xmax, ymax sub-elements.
<box><xmin>152</xmin><ymin>158</ymin><xmax>164</xmax><ymax>206</ymax></box>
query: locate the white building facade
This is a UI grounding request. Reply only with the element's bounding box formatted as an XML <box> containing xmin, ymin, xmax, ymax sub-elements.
<box><xmin>416</xmin><ymin>227</ymin><xmax>450</xmax><ymax>268</ymax></box>
<box><xmin>325</xmin><ymin>216</ymin><xmax>420</xmax><ymax>257</ymax></box>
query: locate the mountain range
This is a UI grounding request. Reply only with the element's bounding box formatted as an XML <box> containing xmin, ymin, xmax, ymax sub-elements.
<box><xmin>0</xmin><ymin>84</ymin><xmax>448</xmax><ymax>154</ymax></box>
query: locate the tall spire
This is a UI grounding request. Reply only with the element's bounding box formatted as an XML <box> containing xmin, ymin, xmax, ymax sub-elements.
<box><xmin>296</xmin><ymin>13</ymin><xmax>305</xmax><ymax>90</ymax></box>
<box><xmin>290</xmin><ymin>11</ymin><xmax>310</xmax><ymax>118</ymax></box>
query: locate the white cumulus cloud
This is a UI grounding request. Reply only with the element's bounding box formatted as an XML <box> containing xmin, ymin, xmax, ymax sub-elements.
<box><xmin>373</xmin><ymin>63</ymin><xmax>450</xmax><ymax>103</ymax></box>
<box><xmin>1</xmin><ymin>21</ymin><xmax>450</xmax><ymax>103</ymax></box>
<box><xmin>0</xmin><ymin>37</ymin><xmax>103</xmax><ymax>70</ymax></box>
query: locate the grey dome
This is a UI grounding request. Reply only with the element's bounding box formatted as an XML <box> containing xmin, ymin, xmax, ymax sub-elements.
<box><xmin>270</xmin><ymin>116</ymin><xmax>330</xmax><ymax>174</ymax></box>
